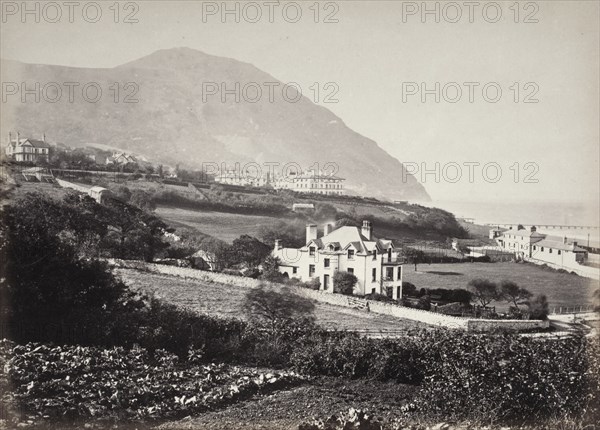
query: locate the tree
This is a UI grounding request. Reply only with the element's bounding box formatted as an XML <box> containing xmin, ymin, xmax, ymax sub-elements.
<box><xmin>333</xmin><ymin>271</ymin><xmax>358</xmax><ymax>295</ymax></box>
<box><xmin>197</xmin><ymin>236</ymin><xmax>232</xmax><ymax>270</ymax></box>
<box><xmin>257</xmin><ymin>221</ymin><xmax>305</xmax><ymax>248</ymax></box>
<box><xmin>231</xmin><ymin>235</ymin><xmax>271</xmax><ymax>268</ymax></box>
<box><xmin>500</xmin><ymin>280</ymin><xmax>532</xmax><ymax>310</ymax></box>
<box><xmin>242</xmin><ymin>285</ymin><xmax>315</xmax><ymax>327</ymax></box>
<box><xmin>403</xmin><ymin>247</ymin><xmax>426</xmax><ymax>271</ymax></box>
<box><xmin>468</xmin><ymin>278</ymin><xmax>500</xmax><ymax>308</ymax></box>
<box><xmin>528</xmin><ymin>294</ymin><xmax>549</xmax><ymax>320</ymax></box>
<box><xmin>0</xmin><ymin>192</ymin><xmax>135</xmax><ymax>344</ymax></box>
<box><xmin>261</xmin><ymin>255</ymin><xmax>285</xmax><ymax>282</ymax></box>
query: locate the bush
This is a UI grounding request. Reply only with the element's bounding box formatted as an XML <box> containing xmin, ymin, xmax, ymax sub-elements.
<box><xmin>528</xmin><ymin>294</ymin><xmax>549</xmax><ymax>320</ymax></box>
<box><xmin>333</xmin><ymin>271</ymin><xmax>357</xmax><ymax>295</ymax></box>
<box><xmin>401</xmin><ymin>282</ymin><xmax>417</xmax><ymax>297</ymax></box>
<box><xmin>364</xmin><ymin>293</ymin><xmax>395</xmax><ymax>303</ymax></box>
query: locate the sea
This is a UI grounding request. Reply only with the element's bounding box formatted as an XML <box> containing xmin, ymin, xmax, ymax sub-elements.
<box><xmin>422</xmin><ymin>199</ymin><xmax>600</xmax><ymax>245</ymax></box>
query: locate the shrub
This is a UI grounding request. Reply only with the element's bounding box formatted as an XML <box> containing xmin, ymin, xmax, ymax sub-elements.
<box><xmin>333</xmin><ymin>271</ymin><xmax>358</xmax><ymax>295</ymax></box>
<box><xmin>528</xmin><ymin>294</ymin><xmax>549</xmax><ymax>320</ymax></box>
<box><xmin>401</xmin><ymin>282</ymin><xmax>417</xmax><ymax>297</ymax></box>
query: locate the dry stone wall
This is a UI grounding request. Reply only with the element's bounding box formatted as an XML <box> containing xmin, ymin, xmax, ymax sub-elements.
<box><xmin>108</xmin><ymin>259</ymin><xmax>549</xmax><ymax>332</ymax></box>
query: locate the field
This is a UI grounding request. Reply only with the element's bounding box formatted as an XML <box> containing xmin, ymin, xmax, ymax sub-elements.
<box><xmin>115</xmin><ymin>268</ymin><xmax>425</xmax><ymax>332</ymax></box>
<box><xmin>403</xmin><ymin>261</ymin><xmax>599</xmax><ymax>311</ymax></box>
<box><xmin>156</xmin><ymin>206</ymin><xmax>282</xmax><ymax>243</ymax></box>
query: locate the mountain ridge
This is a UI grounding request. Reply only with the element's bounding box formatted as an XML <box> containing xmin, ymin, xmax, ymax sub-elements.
<box><xmin>1</xmin><ymin>48</ymin><xmax>430</xmax><ymax>201</ymax></box>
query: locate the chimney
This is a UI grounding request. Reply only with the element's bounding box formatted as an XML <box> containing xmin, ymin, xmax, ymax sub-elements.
<box><xmin>42</xmin><ymin>133</ymin><xmax>46</xmax><ymax>143</ymax></box>
<box><xmin>306</xmin><ymin>224</ymin><xmax>317</xmax><ymax>244</ymax></box>
<box><xmin>274</xmin><ymin>239</ymin><xmax>282</xmax><ymax>250</ymax></box>
<box><xmin>361</xmin><ymin>220</ymin><xmax>372</xmax><ymax>240</ymax></box>
<box><xmin>530</xmin><ymin>226</ymin><xmax>537</xmax><ymax>233</ymax></box>
<box><xmin>8</xmin><ymin>132</ymin><xmax>11</xmax><ymax>145</ymax></box>
<box><xmin>324</xmin><ymin>223</ymin><xmax>333</xmax><ymax>235</ymax></box>
<box><xmin>16</xmin><ymin>131</ymin><xmax>20</xmax><ymax>144</ymax></box>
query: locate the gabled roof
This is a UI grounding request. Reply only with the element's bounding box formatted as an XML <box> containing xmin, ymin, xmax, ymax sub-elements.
<box><xmin>502</xmin><ymin>229</ymin><xmax>545</xmax><ymax>239</ymax></box>
<box><xmin>535</xmin><ymin>238</ymin><xmax>587</xmax><ymax>252</ymax></box>
<box><xmin>9</xmin><ymin>138</ymin><xmax>51</xmax><ymax>149</ymax></box>
<box><xmin>323</xmin><ymin>241</ymin><xmax>341</xmax><ymax>250</ymax></box>
<box><xmin>377</xmin><ymin>239</ymin><xmax>394</xmax><ymax>250</ymax></box>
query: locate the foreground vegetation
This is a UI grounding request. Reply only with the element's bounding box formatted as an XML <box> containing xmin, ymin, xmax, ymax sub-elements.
<box><xmin>1</xmin><ymin>191</ymin><xmax>599</xmax><ymax>429</ymax></box>
<box><xmin>0</xmin><ymin>340</ymin><xmax>305</xmax><ymax>427</ymax></box>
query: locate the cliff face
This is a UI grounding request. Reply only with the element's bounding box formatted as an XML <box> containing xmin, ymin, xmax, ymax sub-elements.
<box><xmin>1</xmin><ymin>48</ymin><xmax>430</xmax><ymax>201</ymax></box>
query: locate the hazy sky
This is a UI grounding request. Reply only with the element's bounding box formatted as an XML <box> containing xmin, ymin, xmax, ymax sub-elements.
<box><xmin>1</xmin><ymin>0</ymin><xmax>599</xmax><ymax>204</ymax></box>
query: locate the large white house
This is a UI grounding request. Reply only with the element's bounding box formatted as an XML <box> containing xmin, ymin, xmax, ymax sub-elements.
<box><xmin>272</xmin><ymin>221</ymin><xmax>404</xmax><ymax>299</ymax></box>
<box><xmin>5</xmin><ymin>132</ymin><xmax>51</xmax><ymax>163</ymax></box>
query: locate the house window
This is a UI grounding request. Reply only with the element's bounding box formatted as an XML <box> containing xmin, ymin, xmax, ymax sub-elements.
<box><xmin>541</xmin><ymin>247</ymin><xmax>544</xmax><ymax>252</ymax></box>
<box><xmin>324</xmin><ymin>258</ymin><xmax>330</xmax><ymax>268</ymax></box>
<box><xmin>386</xmin><ymin>267</ymin><xmax>393</xmax><ymax>280</ymax></box>
<box><xmin>309</xmin><ymin>264</ymin><xmax>315</xmax><ymax>277</ymax></box>
<box><xmin>347</xmin><ymin>249</ymin><xmax>354</xmax><ymax>259</ymax></box>
<box><xmin>292</xmin><ymin>267</ymin><xmax>298</xmax><ymax>274</ymax></box>
<box><xmin>323</xmin><ymin>274</ymin><xmax>330</xmax><ymax>289</ymax></box>
<box><xmin>397</xmin><ymin>266</ymin><xmax>402</xmax><ymax>280</ymax></box>
<box><xmin>372</xmin><ymin>268</ymin><xmax>376</xmax><ymax>282</ymax></box>
<box><xmin>372</xmin><ymin>250</ymin><xmax>377</xmax><ymax>260</ymax></box>
<box><xmin>309</xmin><ymin>246</ymin><xmax>315</xmax><ymax>256</ymax></box>
<box><xmin>549</xmin><ymin>249</ymin><xmax>553</xmax><ymax>254</ymax></box>
<box><xmin>533</xmin><ymin>246</ymin><xmax>537</xmax><ymax>250</ymax></box>
<box><xmin>347</xmin><ymin>268</ymin><xmax>354</xmax><ymax>274</ymax></box>
<box><xmin>558</xmin><ymin>250</ymin><xmax>561</xmax><ymax>255</ymax></box>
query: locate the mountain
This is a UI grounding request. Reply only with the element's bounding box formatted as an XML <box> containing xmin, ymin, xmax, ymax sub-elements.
<box><xmin>0</xmin><ymin>48</ymin><xmax>430</xmax><ymax>201</ymax></box>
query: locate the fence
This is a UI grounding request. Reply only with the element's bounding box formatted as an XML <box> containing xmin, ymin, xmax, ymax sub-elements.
<box><xmin>550</xmin><ymin>305</ymin><xmax>596</xmax><ymax>315</ymax></box>
<box><xmin>108</xmin><ymin>259</ymin><xmax>550</xmax><ymax>332</ymax></box>
<box><xmin>524</xmin><ymin>256</ymin><xmax>600</xmax><ymax>280</ymax></box>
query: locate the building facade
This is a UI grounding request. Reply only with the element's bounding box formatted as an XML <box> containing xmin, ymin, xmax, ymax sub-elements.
<box><xmin>496</xmin><ymin>226</ymin><xmax>587</xmax><ymax>266</ymax></box>
<box><xmin>5</xmin><ymin>132</ymin><xmax>51</xmax><ymax>163</ymax></box>
<box><xmin>272</xmin><ymin>221</ymin><xmax>404</xmax><ymax>299</ymax></box>
<box><xmin>214</xmin><ymin>168</ymin><xmax>345</xmax><ymax>195</ymax></box>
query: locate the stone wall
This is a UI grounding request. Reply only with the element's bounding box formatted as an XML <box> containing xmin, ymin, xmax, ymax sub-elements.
<box><xmin>108</xmin><ymin>259</ymin><xmax>548</xmax><ymax>332</ymax></box>
<box><xmin>525</xmin><ymin>256</ymin><xmax>600</xmax><ymax>280</ymax></box>
<box><xmin>56</xmin><ymin>178</ymin><xmax>92</xmax><ymax>194</ymax></box>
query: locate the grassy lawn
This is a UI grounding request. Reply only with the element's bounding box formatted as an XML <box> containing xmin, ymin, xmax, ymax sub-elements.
<box><xmin>156</xmin><ymin>206</ymin><xmax>281</xmax><ymax>243</ymax></box>
<box><xmin>403</xmin><ymin>262</ymin><xmax>599</xmax><ymax>311</ymax></box>
<box><xmin>115</xmin><ymin>268</ymin><xmax>424</xmax><ymax>332</ymax></box>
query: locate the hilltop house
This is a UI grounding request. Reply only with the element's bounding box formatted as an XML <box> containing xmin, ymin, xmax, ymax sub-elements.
<box><xmin>272</xmin><ymin>221</ymin><xmax>404</xmax><ymax>299</ymax></box>
<box><xmin>496</xmin><ymin>226</ymin><xmax>587</xmax><ymax>267</ymax></box>
<box><xmin>5</xmin><ymin>132</ymin><xmax>51</xmax><ymax>163</ymax></box>
<box><xmin>107</xmin><ymin>152</ymin><xmax>137</xmax><ymax>166</ymax></box>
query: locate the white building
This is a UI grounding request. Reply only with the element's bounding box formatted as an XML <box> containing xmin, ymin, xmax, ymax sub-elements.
<box><xmin>215</xmin><ymin>168</ymin><xmax>345</xmax><ymax>195</ymax></box>
<box><xmin>496</xmin><ymin>226</ymin><xmax>587</xmax><ymax>267</ymax></box>
<box><xmin>5</xmin><ymin>132</ymin><xmax>51</xmax><ymax>163</ymax></box>
<box><xmin>272</xmin><ymin>221</ymin><xmax>404</xmax><ymax>299</ymax></box>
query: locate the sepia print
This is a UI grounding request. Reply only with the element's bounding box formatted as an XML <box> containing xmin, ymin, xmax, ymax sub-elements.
<box><xmin>0</xmin><ymin>1</ymin><xmax>599</xmax><ymax>429</ymax></box>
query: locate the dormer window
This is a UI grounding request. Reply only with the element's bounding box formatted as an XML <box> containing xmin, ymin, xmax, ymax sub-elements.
<box><xmin>372</xmin><ymin>250</ymin><xmax>377</xmax><ymax>260</ymax></box>
<box><xmin>347</xmin><ymin>249</ymin><xmax>354</xmax><ymax>259</ymax></box>
<box><xmin>309</xmin><ymin>246</ymin><xmax>315</xmax><ymax>256</ymax></box>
